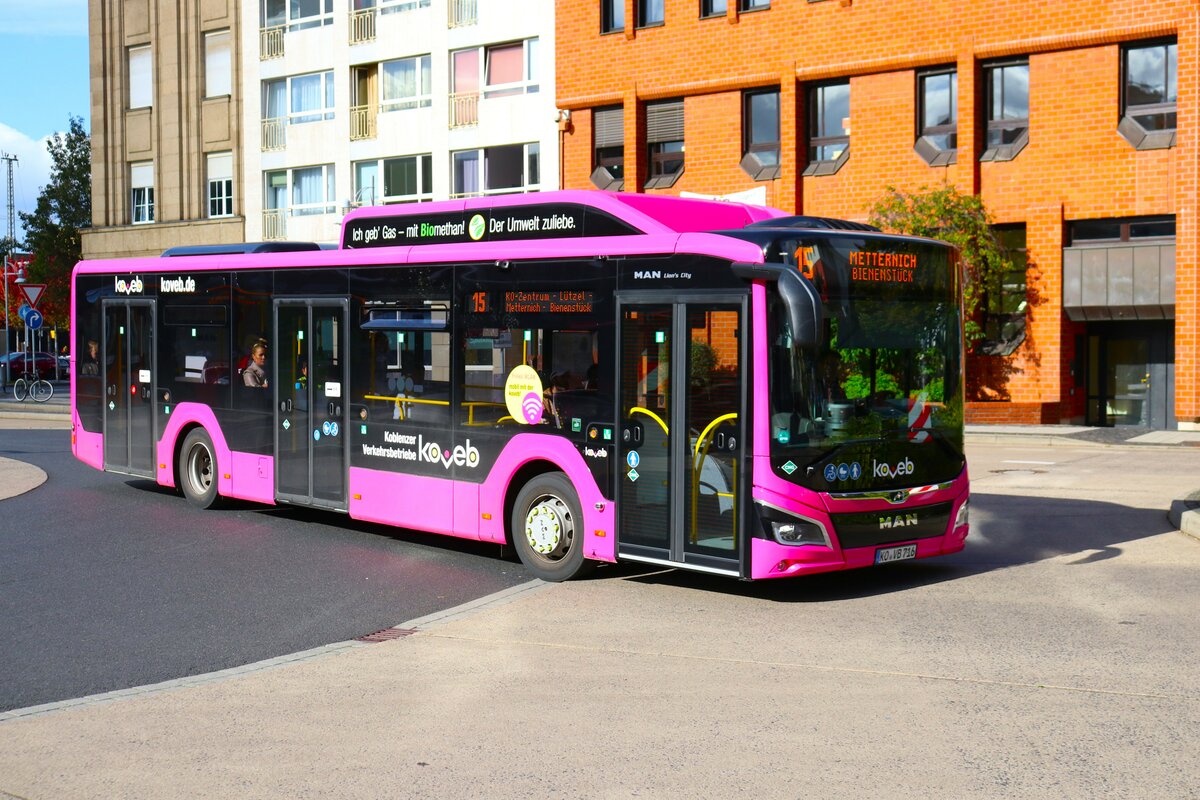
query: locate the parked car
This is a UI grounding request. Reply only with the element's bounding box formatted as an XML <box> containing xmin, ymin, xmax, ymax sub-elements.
<box><xmin>0</xmin><ymin>352</ymin><xmax>60</xmax><ymax>380</ymax></box>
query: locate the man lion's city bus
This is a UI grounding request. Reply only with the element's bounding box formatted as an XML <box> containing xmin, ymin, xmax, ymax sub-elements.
<box><xmin>71</xmin><ymin>191</ymin><xmax>969</xmax><ymax>582</ymax></box>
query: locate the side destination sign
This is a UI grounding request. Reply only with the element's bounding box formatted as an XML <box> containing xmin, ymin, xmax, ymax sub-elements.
<box><xmin>341</xmin><ymin>203</ymin><xmax>642</xmax><ymax>249</ymax></box>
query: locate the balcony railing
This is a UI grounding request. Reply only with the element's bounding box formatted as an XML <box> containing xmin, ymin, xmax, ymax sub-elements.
<box><xmin>263</xmin><ymin>209</ymin><xmax>288</xmax><ymax>241</ymax></box>
<box><xmin>261</xmin><ymin>117</ymin><xmax>287</xmax><ymax>151</ymax></box>
<box><xmin>349</xmin><ymin>8</ymin><xmax>376</xmax><ymax>43</ymax></box>
<box><xmin>260</xmin><ymin>25</ymin><xmax>284</xmax><ymax>59</ymax></box>
<box><xmin>448</xmin><ymin>0</ymin><xmax>476</xmax><ymax>27</ymax></box>
<box><xmin>350</xmin><ymin>105</ymin><xmax>377</xmax><ymax>140</ymax></box>
<box><xmin>449</xmin><ymin>92</ymin><xmax>478</xmax><ymax>128</ymax></box>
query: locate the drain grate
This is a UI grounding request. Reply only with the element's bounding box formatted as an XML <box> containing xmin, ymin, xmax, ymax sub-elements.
<box><xmin>355</xmin><ymin>627</ymin><xmax>418</xmax><ymax>644</ymax></box>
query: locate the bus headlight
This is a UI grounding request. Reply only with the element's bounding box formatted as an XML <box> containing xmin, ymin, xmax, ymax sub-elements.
<box><xmin>954</xmin><ymin>499</ymin><xmax>969</xmax><ymax>529</ymax></box>
<box><xmin>757</xmin><ymin>502</ymin><xmax>830</xmax><ymax>547</ymax></box>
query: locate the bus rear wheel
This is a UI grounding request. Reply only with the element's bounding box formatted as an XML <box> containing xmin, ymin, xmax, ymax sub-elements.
<box><xmin>511</xmin><ymin>473</ymin><xmax>595</xmax><ymax>582</ymax></box>
<box><xmin>179</xmin><ymin>428</ymin><xmax>221</xmax><ymax>509</ymax></box>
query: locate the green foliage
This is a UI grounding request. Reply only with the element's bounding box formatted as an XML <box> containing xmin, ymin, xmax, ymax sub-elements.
<box><xmin>842</xmin><ymin>370</ymin><xmax>899</xmax><ymax>400</ymax></box>
<box><xmin>689</xmin><ymin>342</ymin><xmax>717</xmax><ymax>388</ymax></box>
<box><xmin>17</xmin><ymin>116</ymin><xmax>91</xmax><ymax>326</ymax></box>
<box><xmin>867</xmin><ymin>183</ymin><xmax>1013</xmax><ymax>343</ymax></box>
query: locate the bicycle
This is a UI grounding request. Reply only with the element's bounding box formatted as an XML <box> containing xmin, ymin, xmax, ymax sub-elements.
<box><xmin>12</xmin><ymin>371</ymin><xmax>54</xmax><ymax>403</ymax></box>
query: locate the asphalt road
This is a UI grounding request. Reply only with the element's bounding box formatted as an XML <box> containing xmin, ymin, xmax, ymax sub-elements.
<box><xmin>0</xmin><ymin>428</ymin><xmax>534</xmax><ymax>712</ymax></box>
<box><xmin>1</xmin><ymin>439</ymin><xmax>1197</xmax><ymax>798</ymax></box>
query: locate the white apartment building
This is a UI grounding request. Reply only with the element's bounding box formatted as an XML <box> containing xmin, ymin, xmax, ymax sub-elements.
<box><xmin>241</xmin><ymin>0</ymin><xmax>559</xmax><ymax>243</ymax></box>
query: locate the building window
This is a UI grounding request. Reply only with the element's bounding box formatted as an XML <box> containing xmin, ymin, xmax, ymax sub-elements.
<box><xmin>452</xmin><ymin>143</ymin><xmax>540</xmax><ymax>197</ymax></box>
<box><xmin>1120</xmin><ymin>40</ymin><xmax>1177</xmax><ymax>150</ymax></box>
<box><xmin>130</xmin><ymin>162</ymin><xmax>155</xmax><ymax>224</ymax></box>
<box><xmin>591</xmin><ymin>105</ymin><xmax>624</xmax><ymax>191</ymax></box>
<box><xmin>285</xmin><ymin>71</ymin><xmax>335</xmax><ymax>123</ymax></box>
<box><xmin>262</xmin><ymin>0</ymin><xmax>334</xmax><ymax>31</ymax></box>
<box><xmin>915</xmin><ymin>67</ymin><xmax>956</xmax><ymax>166</ymax></box>
<box><xmin>483</xmin><ymin>39</ymin><xmax>539</xmax><ymax>98</ymax></box>
<box><xmin>601</xmin><ymin>0</ymin><xmax>624</xmax><ymax>33</ymax></box>
<box><xmin>739</xmin><ymin>0</ymin><xmax>769</xmax><ymax>10</ymax></box>
<box><xmin>128</xmin><ymin>46</ymin><xmax>152</xmax><ymax>109</ymax></box>
<box><xmin>204</xmin><ymin>31</ymin><xmax>232</xmax><ymax>98</ymax></box>
<box><xmin>701</xmin><ymin>0</ymin><xmax>727</xmax><ymax>17</ymax></box>
<box><xmin>981</xmin><ymin>59</ymin><xmax>1028</xmax><ymax>162</ymax></box>
<box><xmin>804</xmin><ymin>80</ymin><xmax>849</xmax><ymax>176</ymax></box>
<box><xmin>381</xmin><ymin>55</ymin><xmax>432</xmax><ymax>111</ymax></box>
<box><xmin>291</xmin><ymin>165</ymin><xmax>336</xmax><ymax>215</ymax></box>
<box><xmin>207</xmin><ymin>153</ymin><xmax>234</xmax><ymax>218</ymax></box>
<box><xmin>741</xmin><ymin>88</ymin><xmax>780</xmax><ymax>181</ymax></box>
<box><xmin>1068</xmin><ymin>215</ymin><xmax>1176</xmax><ymax>245</ymax></box>
<box><xmin>354</xmin><ymin>154</ymin><xmax>433</xmax><ymax>205</ymax></box>
<box><xmin>638</xmin><ymin>0</ymin><xmax>664</xmax><ymax>27</ymax></box>
<box><xmin>979</xmin><ymin>225</ymin><xmax>1028</xmax><ymax>356</ymax></box>
<box><xmin>645</xmin><ymin>100</ymin><xmax>684</xmax><ymax>189</ymax></box>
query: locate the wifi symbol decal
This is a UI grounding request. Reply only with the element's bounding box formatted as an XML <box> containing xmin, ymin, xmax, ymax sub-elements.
<box><xmin>521</xmin><ymin>392</ymin><xmax>544</xmax><ymax>424</ymax></box>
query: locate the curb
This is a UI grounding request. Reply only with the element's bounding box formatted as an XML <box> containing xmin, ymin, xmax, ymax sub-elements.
<box><xmin>1168</xmin><ymin>498</ymin><xmax>1200</xmax><ymax>541</ymax></box>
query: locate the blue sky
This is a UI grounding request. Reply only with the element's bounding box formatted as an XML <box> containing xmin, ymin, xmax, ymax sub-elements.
<box><xmin>0</xmin><ymin>0</ymin><xmax>90</xmax><ymax>240</ymax></box>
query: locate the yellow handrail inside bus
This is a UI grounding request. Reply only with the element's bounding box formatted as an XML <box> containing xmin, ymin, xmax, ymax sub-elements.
<box><xmin>630</xmin><ymin>406</ymin><xmax>668</xmax><ymax>434</ymax></box>
<box><xmin>690</xmin><ymin>413</ymin><xmax>738</xmax><ymax>546</ymax></box>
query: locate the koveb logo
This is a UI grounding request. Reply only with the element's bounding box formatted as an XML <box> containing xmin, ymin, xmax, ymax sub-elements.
<box><xmin>418</xmin><ymin>435</ymin><xmax>480</xmax><ymax>469</ymax></box>
<box><xmin>114</xmin><ymin>276</ymin><xmax>144</xmax><ymax>295</ymax></box>
<box><xmin>873</xmin><ymin>457</ymin><xmax>914</xmax><ymax>479</ymax></box>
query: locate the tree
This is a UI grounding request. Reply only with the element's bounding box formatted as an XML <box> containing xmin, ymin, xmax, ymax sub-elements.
<box><xmin>18</xmin><ymin>116</ymin><xmax>91</xmax><ymax>327</ymax></box>
<box><xmin>867</xmin><ymin>183</ymin><xmax>1014</xmax><ymax>344</ymax></box>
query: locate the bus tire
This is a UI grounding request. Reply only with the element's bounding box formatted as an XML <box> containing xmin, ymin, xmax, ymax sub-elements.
<box><xmin>179</xmin><ymin>428</ymin><xmax>221</xmax><ymax>509</ymax></box>
<box><xmin>511</xmin><ymin>472</ymin><xmax>595</xmax><ymax>582</ymax></box>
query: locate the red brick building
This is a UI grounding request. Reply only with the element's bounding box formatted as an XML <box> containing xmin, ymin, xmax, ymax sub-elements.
<box><xmin>556</xmin><ymin>0</ymin><xmax>1194</xmax><ymax>428</ymax></box>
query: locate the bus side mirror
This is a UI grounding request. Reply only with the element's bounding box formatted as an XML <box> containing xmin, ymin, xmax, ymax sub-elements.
<box><xmin>732</xmin><ymin>263</ymin><xmax>823</xmax><ymax>348</ymax></box>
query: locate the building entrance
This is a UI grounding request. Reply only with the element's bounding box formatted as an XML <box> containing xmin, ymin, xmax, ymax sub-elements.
<box><xmin>1085</xmin><ymin>321</ymin><xmax>1174</xmax><ymax>429</ymax></box>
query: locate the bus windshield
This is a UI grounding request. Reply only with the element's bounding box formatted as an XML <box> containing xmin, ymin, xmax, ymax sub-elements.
<box><xmin>766</xmin><ymin>234</ymin><xmax>965</xmax><ymax>492</ymax></box>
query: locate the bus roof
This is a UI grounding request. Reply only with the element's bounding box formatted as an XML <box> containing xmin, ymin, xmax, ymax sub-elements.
<box><xmin>339</xmin><ymin>190</ymin><xmax>786</xmax><ymax>249</ymax></box>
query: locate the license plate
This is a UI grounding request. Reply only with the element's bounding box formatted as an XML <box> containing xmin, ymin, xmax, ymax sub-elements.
<box><xmin>875</xmin><ymin>543</ymin><xmax>917</xmax><ymax>565</ymax></box>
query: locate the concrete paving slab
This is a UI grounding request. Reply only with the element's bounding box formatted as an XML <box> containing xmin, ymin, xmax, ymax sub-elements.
<box><xmin>0</xmin><ymin>455</ymin><xmax>47</xmax><ymax>500</ymax></box>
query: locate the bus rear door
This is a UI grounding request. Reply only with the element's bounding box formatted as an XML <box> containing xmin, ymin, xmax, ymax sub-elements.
<box><xmin>102</xmin><ymin>299</ymin><xmax>156</xmax><ymax>478</ymax></box>
<box><xmin>273</xmin><ymin>299</ymin><xmax>350</xmax><ymax>510</ymax></box>
<box><xmin>615</xmin><ymin>294</ymin><xmax>748</xmax><ymax>577</ymax></box>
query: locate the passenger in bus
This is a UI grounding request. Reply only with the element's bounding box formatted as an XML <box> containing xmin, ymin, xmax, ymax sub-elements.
<box><xmin>294</xmin><ymin>359</ymin><xmax>308</xmax><ymax>411</ymax></box>
<box><xmin>81</xmin><ymin>340</ymin><xmax>100</xmax><ymax>376</ymax></box>
<box><xmin>243</xmin><ymin>342</ymin><xmax>268</xmax><ymax>388</ymax></box>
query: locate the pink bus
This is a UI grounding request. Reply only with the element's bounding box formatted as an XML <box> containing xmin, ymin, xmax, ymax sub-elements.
<box><xmin>70</xmin><ymin>190</ymin><xmax>969</xmax><ymax>581</ymax></box>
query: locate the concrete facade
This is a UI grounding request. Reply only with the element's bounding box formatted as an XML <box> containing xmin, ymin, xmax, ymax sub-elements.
<box><xmin>83</xmin><ymin>0</ymin><xmax>245</xmax><ymax>260</ymax></box>
<box><xmin>555</xmin><ymin>0</ymin><xmax>1194</xmax><ymax>429</ymax></box>
<box><xmin>239</xmin><ymin>0</ymin><xmax>560</xmax><ymax>244</ymax></box>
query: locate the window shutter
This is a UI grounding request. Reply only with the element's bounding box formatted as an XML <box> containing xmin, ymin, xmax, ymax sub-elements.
<box><xmin>645</xmin><ymin>100</ymin><xmax>684</xmax><ymax>143</ymax></box>
<box><xmin>594</xmin><ymin>106</ymin><xmax>624</xmax><ymax>148</ymax></box>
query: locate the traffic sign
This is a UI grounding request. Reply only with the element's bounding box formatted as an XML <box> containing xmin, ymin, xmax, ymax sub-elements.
<box><xmin>17</xmin><ymin>303</ymin><xmax>31</xmax><ymax>322</ymax></box>
<box><xmin>18</xmin><ymin>284</ymin><xmax>46</xmax><ymax>308</ymax></box>
<box><xmin>26</xmin><ymin>309</ymin><xmax>43</xmax><ymax>331</ymax></box>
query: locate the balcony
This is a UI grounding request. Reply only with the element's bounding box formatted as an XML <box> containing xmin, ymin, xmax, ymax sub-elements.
<box><xmin>260</xmin><ymin>25</ymin><xmax>284</xmax><ymax>59</ymax></box>
<box><xmin>449</xmin><ymin>92</ymin><xmax>478</xmax><ymax>128</ymax></box>
<box><xmin>448</xmin><ymin>0</ymin><xmax>476</xmax><ymax>27</ymax></box>
<box><xmin>263</xmin><ymin>209</ymin><xmax>288</xmax><ymax>240</ymax></box>
<box><xmin>349</xmin><ymin>8</ymin><xmax>375</xmax><ymax>43</ymax></box>
<box><xmin>261</xmin><ymin>118</ymin><xmax>287</xmax><ymax>151</ymax></box>
<box><xmin>350</xmin><ymin>105</ymin><xmax>377</xmax><ymax>140</ymax></box>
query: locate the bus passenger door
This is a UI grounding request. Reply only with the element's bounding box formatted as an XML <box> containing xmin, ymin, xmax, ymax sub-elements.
<box><xmin>274</xmin><ymin>299</ymin><xmax>349</xmax><ymax>510</ymax></box>
<box><xmin>615</xmin><ymin>295</ymin><xmax>747</xmax><ymax>577</ymax></box>
<box><xmin>102</xmin><ymin>300</ymin><xmax>156</xmax><ymax>478</ymax></box>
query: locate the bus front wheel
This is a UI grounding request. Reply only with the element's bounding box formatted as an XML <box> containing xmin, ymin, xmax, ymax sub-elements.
<box><xmin>511</xmin><ymin>473</ymin><xmax>595</xmax><ymax>582</ymax></box>
<box><xmin>179</xmin><ymin>428</ymin><xmax>221</xmax><ymax>509</ymax></box>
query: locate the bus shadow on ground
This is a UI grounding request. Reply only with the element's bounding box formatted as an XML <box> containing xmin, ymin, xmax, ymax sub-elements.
<box><xmin>614</xmin><ymin>491</ymin><xmax>1180</xmax><ymax>602</ymax></box>
<box><xmin>119</xmin><ymin>481</ymin><xmax>1182</xmax><ymax>600</ymax></box>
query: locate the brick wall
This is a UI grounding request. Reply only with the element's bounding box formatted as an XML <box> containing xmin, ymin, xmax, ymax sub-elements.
<box><xmin>557</xmin><ymin>0</ymin><xmax>1193</xmax><ymax>423</ymax></box>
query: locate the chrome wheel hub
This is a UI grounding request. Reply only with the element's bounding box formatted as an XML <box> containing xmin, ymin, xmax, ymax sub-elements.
<box><xmin>525</xmin><ymin>496</ymin><xmax>572</xmax><ymax>558</ymax></box>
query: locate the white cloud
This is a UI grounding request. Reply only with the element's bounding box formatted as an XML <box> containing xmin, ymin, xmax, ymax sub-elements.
<box><xmin>0</xmin><ymin>123</ymin><xmax>57</xmax><ymax>240</ymax></box>
<box><xmin>0</xmin><ymin>0</ymin><xmax>88</xmax><ymax>37</ymax></box>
